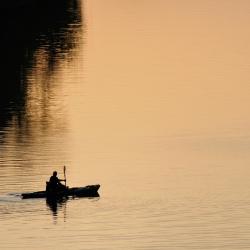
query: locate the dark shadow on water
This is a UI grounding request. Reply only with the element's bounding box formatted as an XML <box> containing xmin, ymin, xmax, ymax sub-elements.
<box><xmin>0</xmin><ymin>0</ymin><xmax>83</xmax><ymax>136</ymax></box>
<box><xmin>46</xmin><ymin>196</ymin><xmax>100</xmax><ymax>222</ymax></box>
<box><xmin>46</xmin><ymin>196</ymin><xmax>68</xmax><ymax>218</ymax></box>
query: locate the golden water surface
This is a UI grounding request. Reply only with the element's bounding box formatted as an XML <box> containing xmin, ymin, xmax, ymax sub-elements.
<box><xmin>0</xmin><ymin>0</ymin><xmax>250</xmax><ymax>249</ymax></box>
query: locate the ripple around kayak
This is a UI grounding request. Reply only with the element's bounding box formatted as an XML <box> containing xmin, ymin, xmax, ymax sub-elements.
<box><xmin>21</xmin><ymin>184</ymin><xmax>100</xmax><ymax>199</ymax></box>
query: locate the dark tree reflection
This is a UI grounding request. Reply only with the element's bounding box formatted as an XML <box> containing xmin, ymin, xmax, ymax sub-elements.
<box><xmin>0</xmin><ymin>0</ymin><xmax>82</xmax><ymax>131</ymax></box>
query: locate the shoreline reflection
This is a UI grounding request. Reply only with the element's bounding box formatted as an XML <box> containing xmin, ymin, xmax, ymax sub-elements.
<box><xmin>0</xmin><ymin>0</ymin><xmax>83</xmax><ymax>136</ymax></box>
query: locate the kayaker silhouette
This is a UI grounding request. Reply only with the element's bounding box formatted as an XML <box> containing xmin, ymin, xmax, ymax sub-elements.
<box><xmin>47</xmin><ymin>171</ymin><xmax>66</xmax><ymax>192</ymax></box>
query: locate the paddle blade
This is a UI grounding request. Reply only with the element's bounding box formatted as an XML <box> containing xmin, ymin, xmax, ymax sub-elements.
<box><xmin>63</xmin><ymin>166</ymin><xmax>67</xmax><ymax>184</ymax></box>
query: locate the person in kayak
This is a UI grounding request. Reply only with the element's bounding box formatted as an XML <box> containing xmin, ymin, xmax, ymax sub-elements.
<box><xmin>47</xmin><ymin>171</ymin><xmax>66</xmax><ymax>192</ymax></box>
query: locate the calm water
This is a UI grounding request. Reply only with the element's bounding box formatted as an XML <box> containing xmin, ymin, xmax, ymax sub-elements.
<box><xmin>1</xmin><ymin>0</ymin><xmax>250</xmax><ymax>249</ymax></box>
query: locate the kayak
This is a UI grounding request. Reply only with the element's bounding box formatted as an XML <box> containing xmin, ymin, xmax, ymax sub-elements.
<box><xmin>22</xmin><ymin>184</ymin><xmax>100</xmax><ymax>199</ymax></box>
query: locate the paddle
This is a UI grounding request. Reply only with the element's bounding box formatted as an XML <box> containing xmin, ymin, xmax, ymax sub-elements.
<box><xmin>63</xmin><ymin>165</ymin><xmax>67</xmax><ymax>187</ymax></box>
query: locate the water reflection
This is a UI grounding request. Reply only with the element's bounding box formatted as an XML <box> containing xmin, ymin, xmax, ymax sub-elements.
<box><xmin>46</xmin><ymin>197</ymin><xmax>68</xmax><ymax>219</ymax></box>
<box><xmin>0</xmin><ymin>0</ymin><xmax>82</xmax><ymax>136</ymax></box>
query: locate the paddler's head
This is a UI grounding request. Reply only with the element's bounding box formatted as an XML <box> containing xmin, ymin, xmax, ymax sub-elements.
<box><xmin>53</xmin><ymin>171</ymin><xmax>57</xmax><ymax>177</ymax></box>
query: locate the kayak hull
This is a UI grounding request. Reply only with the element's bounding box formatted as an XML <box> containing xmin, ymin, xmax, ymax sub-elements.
<box><xmin>22</xmin><ymin>184</ymin><xmax>100</xmax><ymax>199</ymax></box>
